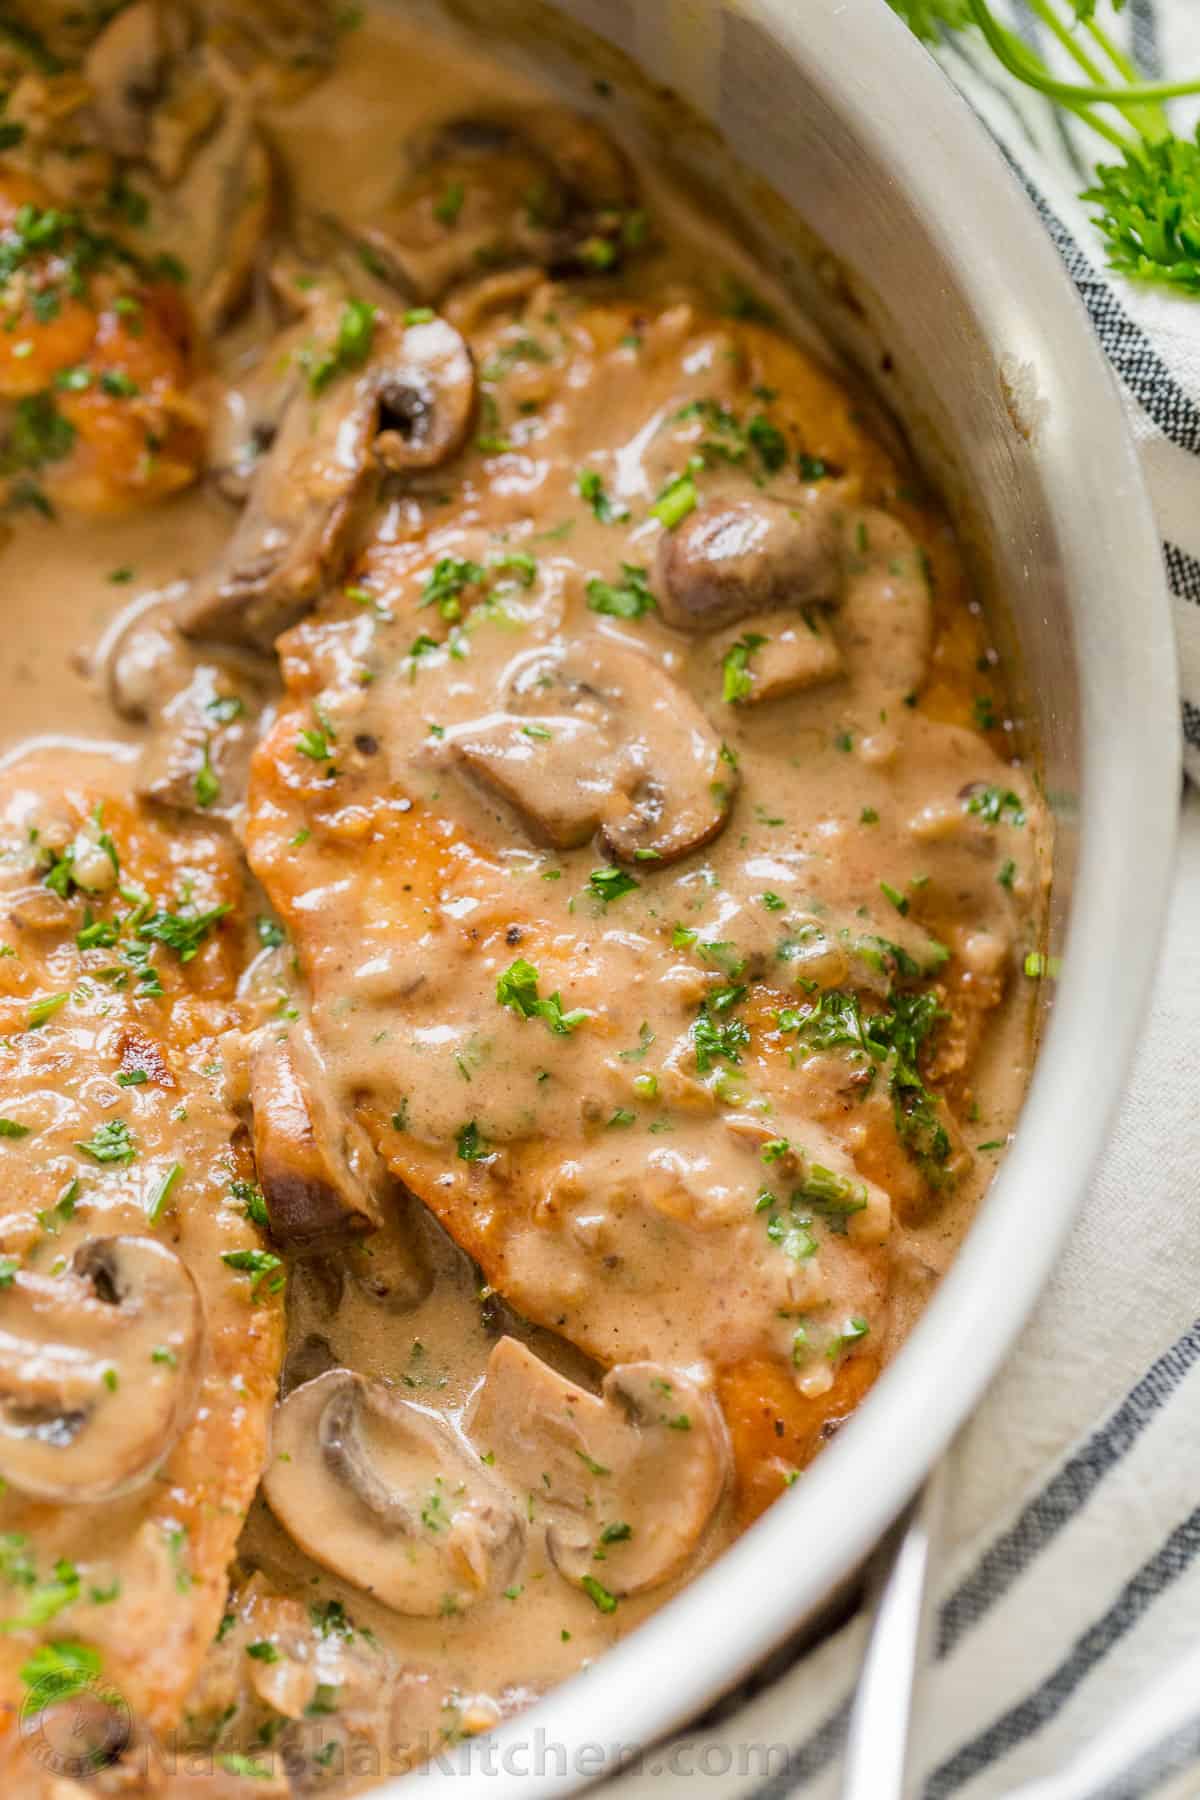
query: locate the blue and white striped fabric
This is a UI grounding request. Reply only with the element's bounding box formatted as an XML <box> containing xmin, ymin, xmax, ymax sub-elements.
<box><xmin>600</xmin><ymin>2</ymin><xmax>1200</xmax><ymax>1795</ymax></box>
<box><xmin>929</xmin><ymin>0</ymin><xmax>1200</xmax><ymax>787</ymax></box>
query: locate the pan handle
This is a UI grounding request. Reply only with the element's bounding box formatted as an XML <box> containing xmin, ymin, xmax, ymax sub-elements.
<box><xmin>840</xmin><ymin>1460</ymin><xmax>947</xmax><ymax>1800</ymax></box>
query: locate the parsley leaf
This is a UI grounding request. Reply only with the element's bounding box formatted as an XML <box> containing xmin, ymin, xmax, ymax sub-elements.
<box><xmin>75</xmin><ymin>1119</ymin><xmax>136</xmax><ymax>1164</ymax></box>
<box><xmin>577</xmin><ymin>469</ymin><xmax>629</xmax><ymax>522</ymax></box>
<box><xmin>455</xmin><ymin>1120</ymin><xmax>489</xmax><ymax>1162</ymax></box>
<box><xmin>587</xmin><ymin>867</ymin><xmax>639</xmax><ymax>905</ymax></box>
<box><xmin>496</xmin><ymin>959</ymin><xmax>589</xmax><ymax>1035</ymax></box>
<box><xmin>135</xmin><ymin>903</ymin><xmax>230</xmax><ymax>964</ymax></box>
<box><xmin>586</xmin><ymin>564</ymin><xmax>657</xmax><ymax>619</ymax></box>
<box><xmin>965</xmin><ymin>785</ymin><xmax>1026</xmax><ymax>826</ymax></box>
<box><xmin>19</xmin><ymin>1640</ymin><xmax>100</xmax><ymax>1703</ymax></box>
<box><xmin>722</xmin><ymin>633</ymin><xmax>767</xmax><ymax>704</ymax></box>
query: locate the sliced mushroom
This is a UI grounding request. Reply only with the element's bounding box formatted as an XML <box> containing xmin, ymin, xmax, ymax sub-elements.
<box><xmin>251</xmin><ymin>1027</ymin><xmax>388</xmax><ymax>1252</ymax></box>
<box><xmin>440</xmin><ymin>635</ymin><xmax>737</xmax><ymax>864</ymax></box>
<box><xmin>152</xmin><ymin>103</ymin><xmax>276</xmax><ymax>334</ymax></box>
<box><xmin>0</xmin><ymin>1236</ymin><xmax>203</xmax><ymax>1503</ymax></box>
<box><xmin>80</xmin><ymin>2</ymin><xmax>277</xmax><ymax>330</ymax></box>
<box><xmin>179</xmin><ymin>309</ymin><xmax>475</xmax><ymax>650</ymax></box>
<box><xmin>356</xmin><ymin>107</ymin><xmax>640</xmax><ymax>303</ymax></box>
<box><xmin>469</xmin><ymin>1337</ymin><xmax>728</xmax><ymax>1597</ymax></box>
<box><xmin>83</xmin><ymin>0</ymin><xmax>198</xmax><ymax>167</ymax></box>
<box><xmin>205</xmin><ymin>318</ymin><xmax>311</xmax><ymax>506</ymax></box>
<box><xmin>104</xmin><ymin>612</ymin><xmax>271</xmax><ymax>814</ymax></box>
<box><xmin>345</xmin><ymin>1202</ymin><xmax>433</xmax><ymax>1312</ymax></box>
<box><xmin>204</xmin><ymin>0</ymin><xmax>342</xmax><ymax>105</ymax></box>
<box><xmin>715</xmin><ymin>609</ymin><xmax>844</xmax><ymax>705</ymax></box>
<box><xmin>264</xmin><ymin>1369</ymin><xmax>524</xmax><ymax>1616</ymax></box>
<box><xmin>280</xmin><ymin>1331</ymin><xmax>337</xmax><ymax>1398</ymax></box>
<box><xmin>658</xmin><ymin>498</ymin><xmax>841</xmax><ymax>634</ymax></box>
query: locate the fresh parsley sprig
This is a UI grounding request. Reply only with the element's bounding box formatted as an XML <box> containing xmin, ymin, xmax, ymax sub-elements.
<box><xmin>889</xmin><ymin>0</ymin><xmax>1200</xmax><ymax>296</ymax></box>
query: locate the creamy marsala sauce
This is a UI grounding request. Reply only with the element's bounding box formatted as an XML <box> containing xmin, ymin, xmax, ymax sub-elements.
<box><xmin>0</xmin><ymin>4</ymin><xmax>1046</xmax><ymax>1793</ymax></box>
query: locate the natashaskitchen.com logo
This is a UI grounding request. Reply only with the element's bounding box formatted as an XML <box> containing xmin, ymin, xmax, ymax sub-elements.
<box><xmin>18</xmin><ymin>1684</ymin><xmax>795</xmax><ymax>1787</ymax></box>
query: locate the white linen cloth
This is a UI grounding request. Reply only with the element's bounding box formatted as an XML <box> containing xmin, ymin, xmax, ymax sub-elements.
<box><xmin>582</xmin><ymin>2</ymin><xmax>1200</xmax><ymax>1794</ymax></box>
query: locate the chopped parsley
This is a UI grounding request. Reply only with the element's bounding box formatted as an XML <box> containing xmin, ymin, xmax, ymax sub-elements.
<box><xmin>778</xmin><ymin>986</ymin><xmax>952</xmax><ymax>1182</ymax></box>
<box><xmin>879</xmin><ymin>880</ymin><xmax>909</xmax><ymax>916</ymax></box>
<box><xmin>455</xmin><ymin>1120</ymin><xmax>489</xmax><ymax>1163</ymax></box>
<box><xmin>0</xmin><ymin>1558</ymin><xmax>80</xmax><ymax>1633</ymax></box>
<box><xmin>766</xmin><ymin>1211</ymin><xmax>818</xmax><ymax>1261</ymax></box>
<box><xmin>587</xmin><ymin>867</ymin><xmax>639</xmax><ymax>905</ymax></box>
<box><xmin>136</xmin><ymin>903</ymin><xmax>230</xmax><ymax>964</ymax></box>
<box><xmin>28</xmin><ymin>991</ymin><xmax>70</xmax><ymax>1029</ymax></box>
<box><xmin>221</xmin><ymin>1249</ymin><xmax>283</xmax><ymax>1295</ymax></box>
<box><xmin>827</xmin><ymin>1315</ymin><xmax>870</xmax><ymax>1360</ymax></box>
<box><xmin>232</xmin><ymin>1177</ymin><xmax>269</xmax><ymax>1227</ymax></box>
<box><xmin>586</xmin><ymin>563</ymin><xmax>657</xmax><ymax>619</ymax></box>
<box><xmin>75</xmin><ymin>1119</ymin><xmax>136</xmax><ymax>1165</ymax></box>
<box><xmin>691</xmin><ymin>1005</ymin><xmax>750</xmax><ymax>1073</ymax></box>
<box><xmin>296</xmin><ymin>724</ymin><xmax>334</xmax><ymax>762</ymax></box>
<box><xmin>496</xmin><ymin>959</ymin><xmax>589</xmax><ymax>1035</ymax></box>
<box><xmin>650</xmin><ymin>467</ymin><xmax>699</xmax><ymax>530</ymax></box>
<box><xmin>577</xmin><ymin>469</ymin><xmax>629</xmax><ymax>523</ymax></box>
<box><xmin>1</xmin><ymin>393</ymin><xmax>75</xmax><ymax>476</ymax></box>
<box><xmin>146</xmin><ymin>1163</ymin><xmax>182</xmax><ymax>1225</ymax></box>
<box><xmin>193</xmin><ymin>743</ymin><xmax>220</xmax><ymax>809</ymax></box>
<box><xmin>419</xmin><ymin>556</ymin><xmax>484</xmax><ymax>620</ymax></box>
<box><xmin>19</xmin><ymin>1640</ymin><xmax>100</xmax><ymax>1703</ymax></box>
<box><xmin>304</xmin><ymin>297</ymin><xmax>377</xmax><ymax>394</ymax></box>
<box><xmin>966</xmin><ymin>786</ymin><xmax>1026</xmax><ymax>826</ymax></box>
<box><xmin>256</xmin><ymin>916</ymin><xmax>286</xmax><ymax>950</ymax></box>
<box><xmin>434</xmin><ymin>181</ymin><xmax>466</xmax><ymax>226</ymax></box>
<box><xmin>722</xmin><ymin>633</ymin><xmax>767</xmax><ymax>704</ymax></box>
<box><xmin>580</xmin><ymin>1576</ymin><xmax>618</xmax><ymax>1615</ymax></box>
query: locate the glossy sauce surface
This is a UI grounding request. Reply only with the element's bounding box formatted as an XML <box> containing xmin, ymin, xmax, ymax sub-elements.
<box><xmin>0</xmin><ymin>6</ymin><xmax>1045</xmax><ymax>1793</ymax></box>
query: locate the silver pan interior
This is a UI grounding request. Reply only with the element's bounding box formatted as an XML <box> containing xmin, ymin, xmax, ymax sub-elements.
<box><xmin>370</xmin><ymin>0</ymin><xmax>1181</xmax><ymax>1790</ymax></box>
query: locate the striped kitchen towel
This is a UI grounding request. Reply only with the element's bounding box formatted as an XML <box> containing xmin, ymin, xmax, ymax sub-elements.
<box><xmin>594</xmin><ymin>2</ymin><xmax>1200</xmax><ymax>1796</ymax></box>
<box><xmin>929</xmin><ymin>0</ymin><xmax>1200</xmax><ymax>787</ymax></box>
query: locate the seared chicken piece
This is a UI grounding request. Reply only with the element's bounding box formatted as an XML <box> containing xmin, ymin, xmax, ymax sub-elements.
<box><xmin>245</xmin><ymin>294</ymin><xmax>1030</xmax><ymax>1510</ymax></box>
<box><xmin>0</xmin><ymin>749</ymin><xmax>283</xmax><ymax>1744</ymax></box>
<box><xmin>0</xmin><ymin>165</ymin><xmax>205</xmax><ymax>514</ymax></box>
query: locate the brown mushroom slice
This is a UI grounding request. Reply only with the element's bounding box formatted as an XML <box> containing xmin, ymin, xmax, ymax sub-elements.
<box><xmin>138</xmin><ymin>656</ymin><xmax>265</xmax><ymax>814</ymax></box>
<box><xmin>345</xmin><ymin>1199</ymin><xmax>434</xmax><ymax>1311</ymax></box>
<box><xmin>469</xmin><ymin>1337</ymin><xmax>728</xmax><ymax>1597</ymax></box>
<box><xmin>82</xmin><ymin>0</ymin><xmax>199</xmax><ymax>167</ymax></box>
<box><xmin>264</xmin><ymin>1370</ymin><xmax>524</xmax><ymax>1616</ymax></box>
<box><xmin>179</xmin><ymin>312</ymin><xmax>475</xmax><ymax>650</ymax></box>
<box><xmin>658</xmin><ymin>497</ymin><xmax>841</xmax><ymax>634</ymax></box>
<box><xmin>358</xmin><ymin>107</ymin><xmax>639</xmax><ymax>302</ymax></box>
<box><xmin>251</xmin><ymin>1027</ymin><xmax>388</xmax><ymax>1252</ymax></box>
<box><xmin>0</xmin><ymin>1236</ymin><xmax>203</xmax><ymax>1504</ymax></box>
<box><xmin>157</xmin><ymin>104</ymin><xmax>276</xmax><ymax>334</ymax></box>
<box><xmin>715</xmin><ymin>608</ymin><xmax>844</xmax><ymax>705</ymax></box>
<box><xmin>441</xmin><ymin>635</ymin><xmax>737</xmax><ymax>864</ymax></box>
<box><xmin>81</xmin><ymin>5</ymin><xmax>275</xmax><ymax>331</ymax></box>
<box><xmin>104</xmin><ymin>612</ymin><xmax>270</xmax><ymax>814</ymax></box>
<box><xmin>443</xmin><ymin>712</ymin><xmax>610</xmax><ymax>851</ymax></box>
<box><xmin>204</xmin><ymin>0</ymin><xmax>342</xmax><ymax>105</ymax></box>
<box><xmin>518</xmin><ymin>107</ymin><xmax>636</xmax><ymax>211</ymax></box>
